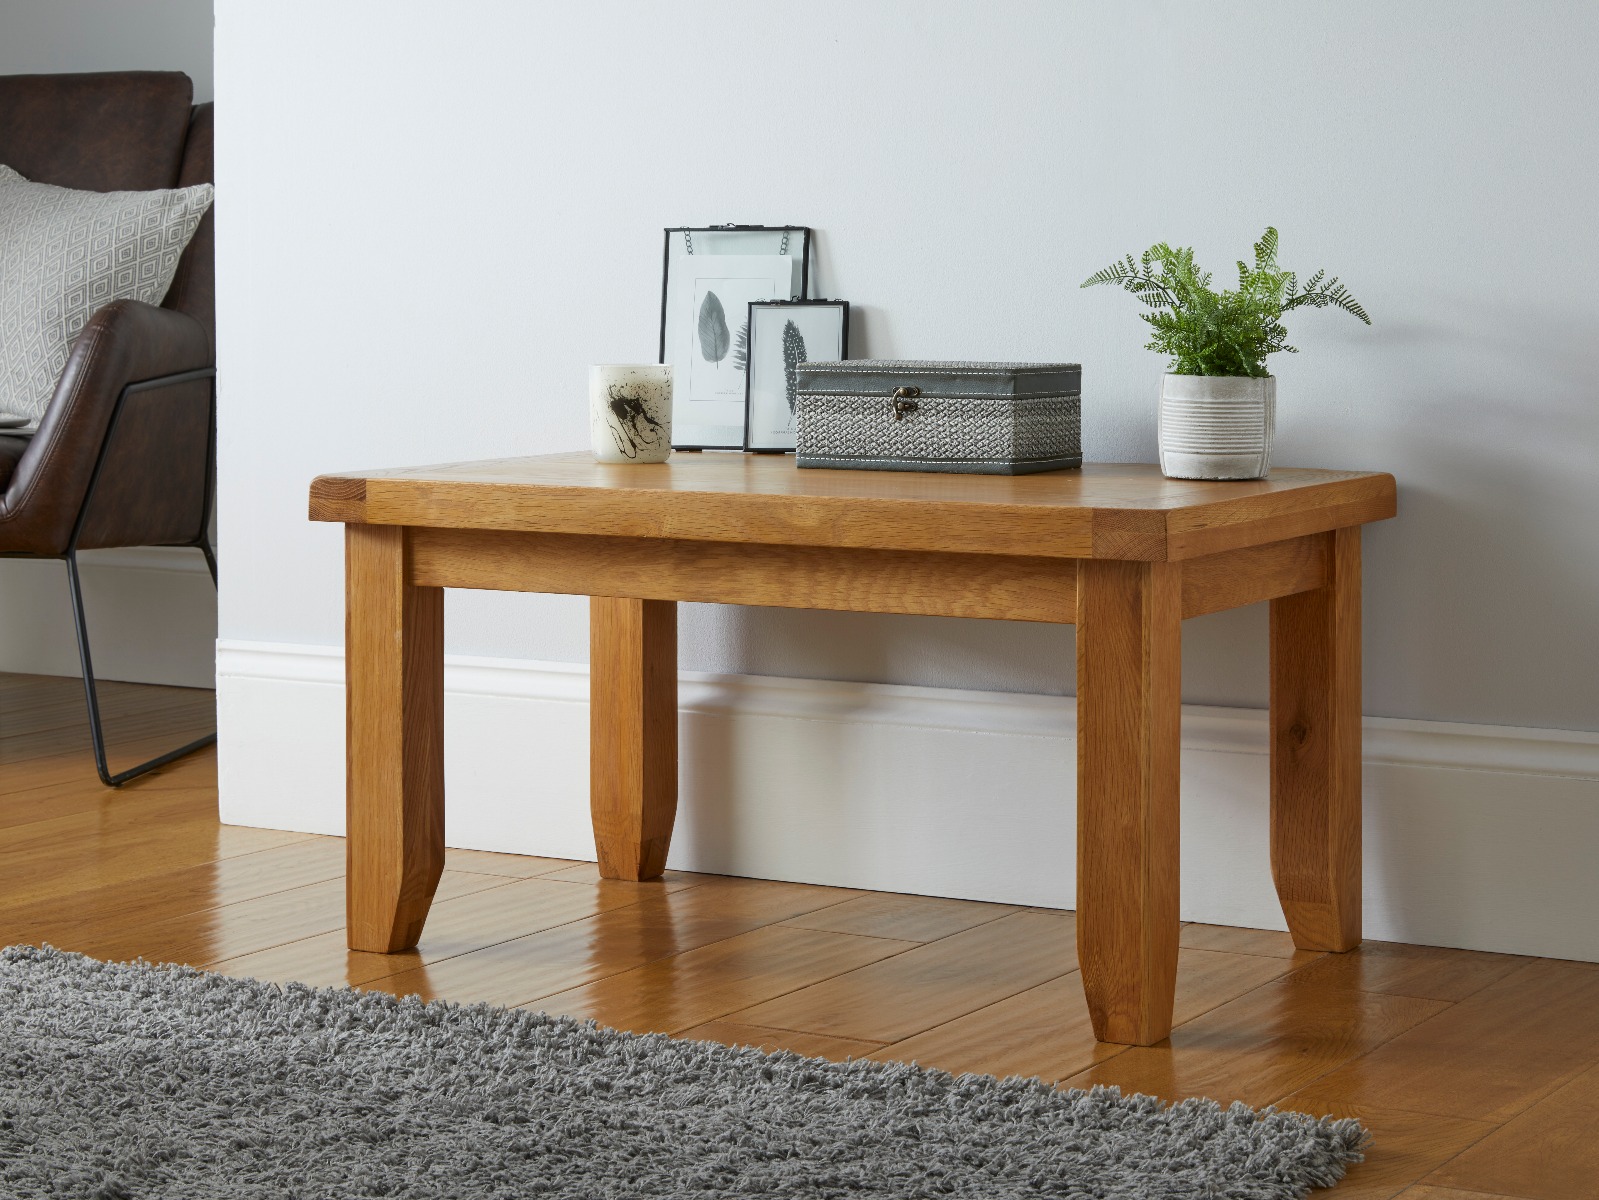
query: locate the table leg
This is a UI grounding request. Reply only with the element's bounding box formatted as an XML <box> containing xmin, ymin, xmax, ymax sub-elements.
<box><xmin>345</xmin><ymin>524</ymin><xmax>445</xmax><ymax>952</ymax></box>
<box><xmin>590</xmin><ymin>597</ymin><xmax>677</xmax><ymax>881</ymax></box>
<box><xmin>1270</xmin><ymin>526</ymin><xmax>1362</xmax><ymax>952</ymax></box>
<box><xmin>1075</xmin><ymin>559</ymin><xmax>1182</xmax><ymax>1045</ymax></box>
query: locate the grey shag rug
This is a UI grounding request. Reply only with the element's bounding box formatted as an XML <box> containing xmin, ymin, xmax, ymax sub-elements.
<box><xmin>0</xmin><ymin>945</ymin><xmax>1366</xmax><ymax>1198</ymax></box>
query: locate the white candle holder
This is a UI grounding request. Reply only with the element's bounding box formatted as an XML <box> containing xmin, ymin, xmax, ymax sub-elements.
<box><xmin>590</xmin><ymin>365</ymin><xmax>672</xmax><ymax>464</ymax></box>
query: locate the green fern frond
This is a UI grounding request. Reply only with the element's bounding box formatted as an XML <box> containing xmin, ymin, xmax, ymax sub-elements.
<box><xmin>1283</xmin><ymin>277</ymin><xmax>1371</xmax><ymax>324</ymax></box>
<box><xmin>1254</xmin><ymin>226</ymin><xmax>1279</xmax><ymax>271</ymax></box>
<box><xmin>1082</xmin><ymin>225</ymin><xmax>1370</xmax><ymax>375</ymax></box>
<box><xmin>1322</xmin><ymin>281</ymin><xmax>1371</xmax><ymax>324</ymax></box>
<box><xmin>1080</xmin><ymin>254</ymin><xmax>1143</xmax><ymax>289</ymax></box>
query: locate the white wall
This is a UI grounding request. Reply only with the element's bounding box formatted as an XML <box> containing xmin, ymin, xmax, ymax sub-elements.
<box><xmin>0</xmin><ymin>0</ymin><xmax>216</xmax><ymax>685</ymax></box>
<box><xmin>215</xmin><ymin>3</ymin><xmax>1599</xmax><ymax>954</ymax></box>
<box><xmin>218</xmin><ymin>0</ymin><xmax>1599</xmax><ymax>731</ymax></box>
<box><xmin>0</xmin><ymin>0</ymin><xmax>212</xmax><ymax>101</ymax></box>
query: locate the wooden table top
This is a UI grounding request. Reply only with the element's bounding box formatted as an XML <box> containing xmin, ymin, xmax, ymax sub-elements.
<box><xmin>310</xmin><ymin>452</ymin><xmax>1395</xmax><ymax>562</ymax></box>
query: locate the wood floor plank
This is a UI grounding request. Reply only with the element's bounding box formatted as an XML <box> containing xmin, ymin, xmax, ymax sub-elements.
<box><xmin>1180</xmin><ymin>923</ymin><xmax>1325</xmax><ymax>963</ymax></box>
<box><xmin>0</xmin><ymin>784</ymin><xmax>211</xmax><ymax>848</ymax></box>
<box><xmin>676</xmin><ymin>1021</ymin><xmax>884</xmax><ymax>1062</ymax></box>
<box><xmin>2</xmin><ymin>685</ymin><xmax>212</xmax><ymax>730</ymax></box>
<box><xmin>0</xmin><ymin>705</ymin><xmax>214</xmax><ymax>765</ymax></box>
<box><xmin>542</xmin><ymin>863</ymin><xmax>855</xmax><ymax>905</ymax></box>
<box><xmin>729</xmin><ymin>910</ymin><xmax>1076</xmax><ymax>1044</ymax></box>
<box><xmin>1284</xmin><ymin>939</ymin><xmax>1526</xmax><ymax>1002</ymax></box>
<box><xmin>443</xmin><ymin>847</ymin><xmax>583</xmax><ymax>878</ymax></box>
<box><xmin>2</xmin><ymin>753</ymin><xmax>217</xmax><ymax>819</ymax></box>
<box><xmin>0</xmin><ymin>799</ymin><xmax>311</xmax><ymax>908</ymax></box>
<box><xmin>0</xmin><ymin>730</ymin><xmax>216</xmax><ymax>793</ymax></box>
<box><xmin>529</xmin><ymin>924</ymin><xmax>919</xmax><ymax>1035</ymax></box>
<box><xmin>1422</xmin><ymin>1063</ymin><xmax>1599</xmax><ymax>1199</ymax></box>
<box><xmin>778</xmin><ymin>892</ymin><xmax>1018</xmax><ymax>943</ymax></box>
<box><xmin>0</xmin><ymin>836</ymin><xmax>348</xmax><ymax>947</ymax></box>
<box><xmin>1</xmin><ymin>681</ymin><xmax>211</xmax><ymax>729</ymax></box>
<box><xmin>37</xmin><ymin>869</ymin><xmax>507</xmax><ymax>968</ymax></box>
<box><xmin>1297</xmin><ymin>959</ymin><xmax>1599</xmax><ymax>1123</ymax></box>
<box><xmin>360</xmin><ymin>876</ymin><xmax>868</xmax><ymax>1009</ymax></box>
<box><xmin>1271</xmin><ymin>1089</ymin><xmax>1499</xmax><ymax>1200</ymax></box>
<box><xmin>0</xmin><ymin>675</ymin><xmax>216</xmax><ymax>813</ymax></box>
<box><xmin>870</xmin><ymin>947</ymin><xmax>1299</xmax><ymax>1084</ymax></box>
<box><xmin>0</xmin><ymin>672</ymin><xmax>73</xmax><ymax>697</ymax></box>
<box><xmin>212</xmin><ymin>874</ymin><xmax>655</xmax><ymax>989</ymax></box>
<box><xmin>0</xmin><ymin>736</ymin><xmax>216</xmax><ymax>784</ymax></box>
<box><xmin>121</xmin><ymin>744</ymin><xmax>219</xmax><ymax>789</ymax></box>
<box><xmin>535</xmin><ymin>861</ymin><xmax>709</xmax><ymax>892</ymax></box>
<box><xmin>1058</xmin><ymin>972</ymin><xmax>1450</xmax><ymax>1109</ymax></box>
<box><xmin>1395</xmin><ymin>1189</ymin><xmax>1532</xmax><ymax>1200</ymax></box>
<box><xmin>873</xmin><ymin>972</ymin><xmax>1124</xmax><ymax>1082</ymax></box>
<box><xmin>0</xmin><ymin>685</ymin><xmax>209</xmax><ymax>740</ymax></box>
<box><xmin>0</xmin><ymin>757</ymin><xmax>218</xmax><ymax>831</ymax></box>
<box><xmin>0</xmin><ymin>674</ymin><xmax>208</xmax><ymax>710</ymax></box>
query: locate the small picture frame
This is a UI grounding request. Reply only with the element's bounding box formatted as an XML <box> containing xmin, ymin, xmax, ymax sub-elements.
<box><xmin>743</xmin><ymin>299</ymin><xmax>849</xmax><ymax>453</ymax></box>
<box><xmin>660</xmin><ymin>226</ymin><xmax>811</xmax><ymax>449</ymax></box>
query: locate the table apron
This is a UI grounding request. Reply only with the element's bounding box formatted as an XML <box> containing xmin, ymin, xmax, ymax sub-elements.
<box><xmin>400</xmin><ymin>527</ymin><xmax>1335</xmax><ymax>624</ymax></box>
<box><xmin>407</xmin><ymin>527</ymin><xmax>1078</xmax><ymax>623</ymax></box>
<box><xmin>1181</xmin><ymin>533</ymin><xmax>1331</xmax><ymax>618</ymax></box>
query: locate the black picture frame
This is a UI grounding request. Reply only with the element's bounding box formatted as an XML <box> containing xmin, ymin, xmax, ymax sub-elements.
<box><xmin>659</xmin><ymin>226</ymin><xmax>812</xmax><ymax>450</ymax></box>
<box><xmin>742</xmin><ymin>299</ymin><xmax>850</xmax><ymax>454</ymax></box>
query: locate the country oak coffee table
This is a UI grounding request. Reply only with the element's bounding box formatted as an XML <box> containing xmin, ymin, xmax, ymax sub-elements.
<box><xmin>310</xmin><ymin>453</ymin><xmax>1396</xmax><ymax>1045</ymax></box>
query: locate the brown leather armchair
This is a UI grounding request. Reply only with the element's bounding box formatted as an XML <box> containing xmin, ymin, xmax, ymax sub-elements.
<box><xmin>0</xmin><ymin>72</ymin><xmax>216</xmax><ymax>786</ymax></box>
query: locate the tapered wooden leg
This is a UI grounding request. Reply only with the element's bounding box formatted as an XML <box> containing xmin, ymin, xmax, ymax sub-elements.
<box><xmin>590</xmin><ymin>597</ymin><xmax>677</xmax><ymax>881</ymax></box>
<box><xmin>345</xmin><ymin>524</ymin><xmax>445</xmax><ymax>952</ymax></box>
<box><xmin>1075</xmin><ymin>559</ymin><xmax>1182</xmax><ymax>1045</ymax></box>
<box><xmin>1270</xmin><ymin>527</ymin><xmax>1362</xmax><ymax>952</ymax></box>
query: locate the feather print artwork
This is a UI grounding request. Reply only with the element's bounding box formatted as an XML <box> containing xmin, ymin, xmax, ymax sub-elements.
<box><xmin>698</xmin><ymin>291</ymin><xmax>730</xmax><ymax>366</ymax></box>
<box><xmin>782</xmin><ymin>319</ymin><xmax>807</xmax><ymax>413</ymax></box>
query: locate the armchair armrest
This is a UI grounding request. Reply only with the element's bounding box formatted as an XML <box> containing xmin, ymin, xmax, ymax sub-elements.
<box><xmin>0</xmin><ymin>299</ymin><xmax>213</xmax><ymax>555</ymax></box>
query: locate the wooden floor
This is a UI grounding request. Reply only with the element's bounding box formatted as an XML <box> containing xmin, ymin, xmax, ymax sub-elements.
<box><xmin>2</xmin><ymin>673</ymin><xmax>1595</xmax><ymax>1198</ymax></box>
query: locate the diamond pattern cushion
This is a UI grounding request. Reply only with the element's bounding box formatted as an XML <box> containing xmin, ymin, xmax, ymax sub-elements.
<box><xmin>0</xmin><ymin>164</ymin><xmax>213</xmax><ymax>423</ymax></box>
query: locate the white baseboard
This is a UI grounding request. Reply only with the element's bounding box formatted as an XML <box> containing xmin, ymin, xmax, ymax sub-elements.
<box><xmin>216</xmin><ymin>639</ymin><xmax>1599</xmax><ymax>963</ymax></box>
<box><xmin>0</xmin><ymin>548</ymin><xmax>216</xmax><ymax>687</ymax></box>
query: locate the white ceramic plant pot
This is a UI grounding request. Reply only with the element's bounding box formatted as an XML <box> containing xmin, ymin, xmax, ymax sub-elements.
<box><xmin>1158</xmin><ymin>374</ymin><xmax>1275</xmax><ymax>480</ymax></box>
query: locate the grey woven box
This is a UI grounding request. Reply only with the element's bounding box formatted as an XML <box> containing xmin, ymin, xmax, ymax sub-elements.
<box><xmin>794</xmin><ymin>360</ymin><xmax>1082</xmax><ymax>475</ymax></box>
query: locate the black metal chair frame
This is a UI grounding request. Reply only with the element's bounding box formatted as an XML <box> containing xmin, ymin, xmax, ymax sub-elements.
<box><xmin>56</xmin><ymin>366</ymin><xmax>218</xmax><ymax>786</ymax></box>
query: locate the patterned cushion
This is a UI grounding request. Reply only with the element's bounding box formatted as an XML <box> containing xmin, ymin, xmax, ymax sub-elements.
<box><xmin>0</xmin><ymin>165</ymin><xmax>213</xmax><ymax>423</ymax></box>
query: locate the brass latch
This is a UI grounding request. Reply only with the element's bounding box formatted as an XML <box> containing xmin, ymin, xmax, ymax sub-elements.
<box><xmin>891</xmin><ymin>386</ymin><xmax>922</xmax><ymax>421</ymax></box>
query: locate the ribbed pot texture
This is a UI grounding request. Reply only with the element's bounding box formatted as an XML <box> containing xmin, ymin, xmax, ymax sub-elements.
<box><xmin>1158</xmin><ymin>374</ymin><xmax>1275</xmax><ymax>480</ymax></box>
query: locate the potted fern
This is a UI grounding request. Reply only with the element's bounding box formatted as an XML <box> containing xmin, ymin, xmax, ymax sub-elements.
<box><xmin>1082</xmin><ymin>228</ymin><xmax>1370</xmax><ymax>480</ymax></box>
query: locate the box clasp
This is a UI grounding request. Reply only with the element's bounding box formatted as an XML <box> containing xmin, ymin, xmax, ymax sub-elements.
<box><xmin>890</xmin><ymin>386</ymin><xmax>922</xmax><ymax>421</ymax></box>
